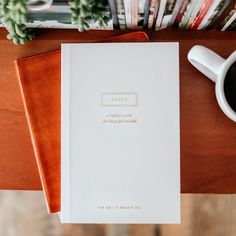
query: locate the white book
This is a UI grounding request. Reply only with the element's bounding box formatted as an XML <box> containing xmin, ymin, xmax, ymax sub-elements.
<box><xmin>124</xmin><ymin>0</ymin><xmax>132</xmax><ymax>28</ymax></box>
<box><xmin>155</xmin><ymin>0</ymin><xmax>168</xmax><ymax>30</ymax></box>
<box><xmin>197</xmin><ymin>0</ymin><xmax>222</xmax><ymax>30</ymax></box>
<box><xmin>61</xmin><ymin>43</ymin><xmax>180</xmax><ymax>224</ymax></box>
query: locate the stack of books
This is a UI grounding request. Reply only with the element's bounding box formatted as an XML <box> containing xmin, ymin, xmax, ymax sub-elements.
<box><xmin>0</xmin><ymin>0</ymin><xmax>236</xmax><ymax>31</ymax></box>
<box><xmin>15</xmin><ymin>32</ymin><xmax>182</xmax><ymax>224</ymax></box>
<box><xmin>14</xmin><ymin>31</ymin><xmax>150</xmax><ymax>215</ymax></box>
<box><xmin>114</xmin><ymin>0</ymin><xmax>236</xmax><ymax>31</ymax></box>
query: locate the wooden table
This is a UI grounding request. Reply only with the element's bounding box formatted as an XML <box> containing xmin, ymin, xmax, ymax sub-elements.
<box><xmin>0</xmin><ymin>28</ymin><xmax>236</xmax><ymax>193</ymax></box>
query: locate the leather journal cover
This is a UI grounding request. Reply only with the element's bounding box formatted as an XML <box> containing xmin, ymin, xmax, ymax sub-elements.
<box><xmin>14</xmin><ymin>32</ymin><xmax>150</xmax><ymax>213</ymax></box>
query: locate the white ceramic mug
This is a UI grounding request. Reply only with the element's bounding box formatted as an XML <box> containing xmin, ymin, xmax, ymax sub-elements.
<box><xmin>188</xmin><ymin>45</ymin><xmax>236</xmax><ymax>122</ymax></box>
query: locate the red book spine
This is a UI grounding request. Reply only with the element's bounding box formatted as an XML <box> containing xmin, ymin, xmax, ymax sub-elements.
<box><xmin>174</xmin><ymin>0</ymin><xmax>190</xmax><ymax>27</ymax></box>
<box><xmin>191</xmin><ymin>0</ymin><xmax>213</xmax><ymax>30</ymax></box>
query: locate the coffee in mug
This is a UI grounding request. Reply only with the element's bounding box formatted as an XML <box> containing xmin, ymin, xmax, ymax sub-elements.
<box><xmin>224</xmin><ymin>61</ymin><xmax>236</xmax><ymax>112</ymax></box>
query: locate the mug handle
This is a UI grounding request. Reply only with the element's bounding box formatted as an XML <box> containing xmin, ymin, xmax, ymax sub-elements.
<box><xmin>188</xmin><ymin>45</ymin><xmax>225</xmax><ymax>83</ymax></box>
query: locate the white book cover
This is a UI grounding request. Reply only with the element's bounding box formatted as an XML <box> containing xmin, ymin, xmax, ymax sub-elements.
<box><xmin>61</xmin><ymin>43</ymin><xmax>180</xmax><ymax>224</ymax></box>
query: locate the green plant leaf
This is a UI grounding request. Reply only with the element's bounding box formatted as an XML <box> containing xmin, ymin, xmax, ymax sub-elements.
<box><xmin>0</xmin><ymin>0</ymin><xmax>35</xmax><ymax>44</ymax></box>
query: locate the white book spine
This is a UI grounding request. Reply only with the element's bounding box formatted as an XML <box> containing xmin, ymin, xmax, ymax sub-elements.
<box><xmin>155</xmin><ymin>0</ymin><xmax>168</xmax><ymax>30</ymax></box>
<box><xmin>161</xmin><ymin>0</ymin><xmax>178</xmax><ymax>29</ymax></box>
<box><xmin>124</xmin><ymin>0</ymin><xmax>132</xmax><ymax>28</ymax></box>
<box><xmin>161</xmin><ymin>14</ymin><xmax>173</xmax><ymax>29</ymax></box>
<box><xmin>61</xmin><ymin>44</ymin><xmax>71</xmax><ymax>223</ymax></box>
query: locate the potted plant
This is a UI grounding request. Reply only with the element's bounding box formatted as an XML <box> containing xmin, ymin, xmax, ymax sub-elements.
<box><xmin>0</xmin><ymin>0</ymin><xmax>110</xmax><ymax>44</ymax></box>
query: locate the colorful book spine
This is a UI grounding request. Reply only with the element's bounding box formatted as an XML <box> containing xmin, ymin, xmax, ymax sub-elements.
<box><xmin>179</xmin><ymin>0</ymin><xmax>200</xmax><ymax>29</ymax></box>
<box><xmin>221</xmin><ymin>8</ymin><xmax>236</xmax><ymax>31</ymax></box>
<box><xmin>148</xmin><ymin>0</ymin><xmax>160</xmax><ymax>29</ymax></box>
<box><xmin>173</xmin><ymin>0</ymin><xmax>190</xmax><ymax>27</ymax></box>
<box><xmin>207</xmin><ymin>0</ymin><xmax>234</xmax><ymax>30</ymax></box>
<box><xmin>131</xmin><ymin>0</ymin><xmax>139</xmax><ymax>28</ymax></box>
<box><xmin>169</xmin><ymin>0</ymin><xmax>184</xmax><ymax>26</ymax></box>
<box><xmin>185</xmin><ymin>0</ymin><xmax>204</xmax><ymax>29</ymax></box>
<box><xmin>161</xmin><ymin>0</ymin><xmax>177</xmax><ymax>29</ymax></box>
<box><xmin>191</xmin><ymin>0</ymin><xmax>213</xmax><ymax>30</ymax></box>
<box><xmin>1</xmin><ymin>0</ymin><xmax>236</xmax><ymax>31</ymax></box>
<box><xmin>197</xmin><ymin>0</ymin><xmax>222</xmax><ymax>30</ymax></box>
<box><xmin>155</xmin><ymin>0</ymin><xmax>168</xmax><ymax>30</ymax></box>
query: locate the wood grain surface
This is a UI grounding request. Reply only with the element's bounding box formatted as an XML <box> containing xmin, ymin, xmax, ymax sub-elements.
<box><xmin>0</xmin><ymin>28</ymin><xmax>236</xmax><ymax>193</ymax></box>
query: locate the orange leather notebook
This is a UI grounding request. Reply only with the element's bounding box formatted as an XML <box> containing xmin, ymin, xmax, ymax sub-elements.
<box><xmin>14</xmin><ymin>32</ymin><xmax>150</xmax><ymax>213</ymax></box>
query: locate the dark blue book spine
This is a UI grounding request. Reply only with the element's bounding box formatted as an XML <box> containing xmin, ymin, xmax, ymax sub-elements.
<box><xmin>143</xmin><ymin>0</ymin><xmax>151</xmax><ymax>29</ymax></box>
